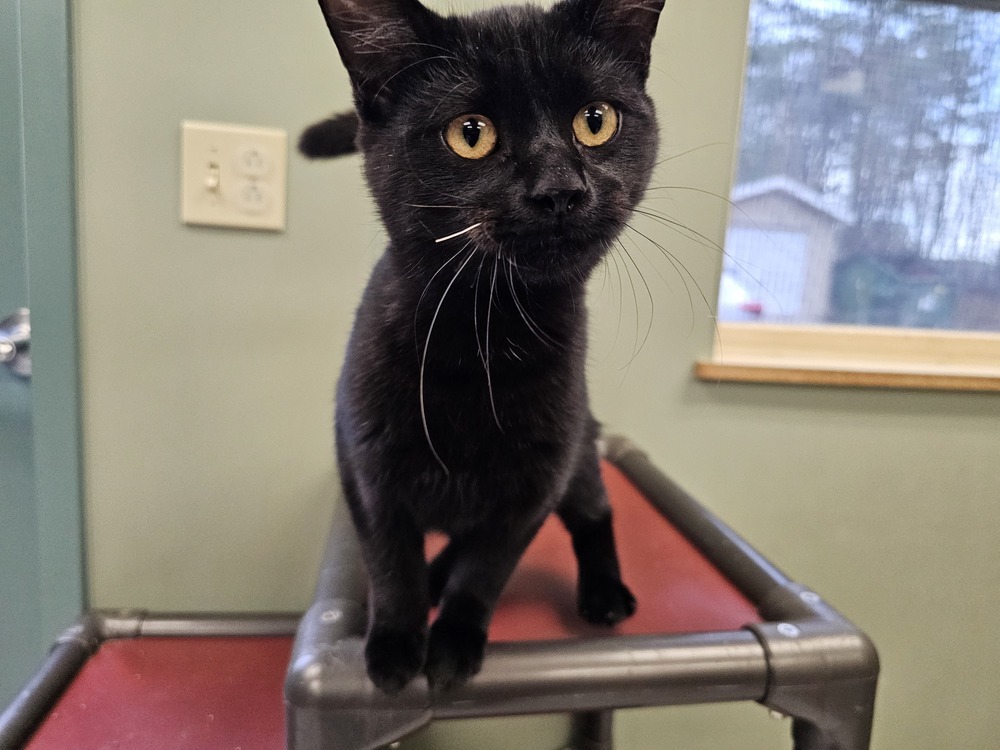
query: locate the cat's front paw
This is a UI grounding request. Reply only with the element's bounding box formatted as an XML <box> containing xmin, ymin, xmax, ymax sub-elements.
<box><xmin>578</xmin><ymin>577</ymin><xmax>637</xmax><ymax>626</ymax></box>
<box><xmin>424</xmin><ymin>617</ymin><xmax>487</xmax><ymax>693</ymax></box>
<box><xmin>365</xmin><ymin>626</ymin><xmax>427</xmax><ymax>694</ymax></box>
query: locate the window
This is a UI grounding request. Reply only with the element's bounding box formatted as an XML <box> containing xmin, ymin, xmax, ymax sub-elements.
<box><xmin>701</xmin><ymin>0</ymin><xmax>1000</xmax><ymax>391</ymax></box>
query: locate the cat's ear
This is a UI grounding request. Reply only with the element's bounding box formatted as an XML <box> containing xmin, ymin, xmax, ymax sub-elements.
<box><xmin>316</xmin><ymin>0</ymin><xmax>438</xmax><ymax>115</ymax></box>
<box><xmin>563</xmin><ymin>0</ymin><xmax>666</xmax><ymax>76</ymax></box>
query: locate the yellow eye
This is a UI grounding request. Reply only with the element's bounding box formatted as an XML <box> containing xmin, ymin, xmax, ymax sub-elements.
<box><xmin>444</xmin><ymin>114</ymin><xmax>497</xmax><ymax>159</ymax></box>
<box><xmin>573</xmin><ymin>102</ymin><xmax>619</xmax><ymax>147</ymax></box>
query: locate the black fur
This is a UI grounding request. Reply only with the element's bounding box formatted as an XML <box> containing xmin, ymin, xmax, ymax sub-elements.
<box><xmin>310</xmin><ymin>0</ymin><xmax>664</xmax><ymax>693</ymax></box>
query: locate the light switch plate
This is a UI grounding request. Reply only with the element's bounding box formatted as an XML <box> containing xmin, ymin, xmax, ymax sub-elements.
<box><xmin>181</xmin><ymin>120</ymin><xmax>288</xmax><ymax>231</ymax></box>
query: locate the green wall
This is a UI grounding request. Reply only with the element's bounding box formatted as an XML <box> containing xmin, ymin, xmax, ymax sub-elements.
<box><xmin>73</xmin><ymin>1</ymin><xmax>1000</xmax><ymax>748</ymax></box>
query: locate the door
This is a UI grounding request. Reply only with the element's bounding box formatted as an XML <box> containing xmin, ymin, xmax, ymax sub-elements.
<box><xmin>1</xmin><ymin>0</ymin><xmax>39</xmax><ymax>705</ymax></box>
<box><xmin>0</xmin><ymin>0</ymin><xmax>84</xmax><ymax>707</ymax></box>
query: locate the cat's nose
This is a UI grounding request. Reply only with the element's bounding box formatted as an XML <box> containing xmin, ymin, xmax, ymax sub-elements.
<box><xmin>529</xmin><ymin>187</ymin><xmax>587</xmax><ymax>216</ymax></box>
<box><xmin>528</xmin><ymin>171</ymin><xmax>588</xmax><ymax>216</ymax></box>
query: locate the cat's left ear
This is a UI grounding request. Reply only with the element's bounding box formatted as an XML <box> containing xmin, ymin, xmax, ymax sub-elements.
<box><xmin>562</xmin><ymin>0</ymin><xmax>666</xmax><ymax>77</ymax></box>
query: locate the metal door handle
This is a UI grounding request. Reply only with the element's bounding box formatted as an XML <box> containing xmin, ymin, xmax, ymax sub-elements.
<box><xmin>1</xmin><ymin>308</ymin><xmax>31</xmax><ymax>378</ymax></box>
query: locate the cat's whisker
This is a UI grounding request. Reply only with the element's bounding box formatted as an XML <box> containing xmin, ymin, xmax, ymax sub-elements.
<box><xmin>625</xmin><ymin>224</ymin><xmax>727</xmax><ymax>358</ymax></box>
<box><xmin>420</xmin><ymin>246</ymin><xmax>478</xmax><ymax>476</ymax></box>
<box><xmin>624</xmin><ymin>221</ymin><xmax>719</xmax><ymax>343</ymax></box>
<box><xmin>471</xmin><ymin>251</ymin><xmax>505</xmax><ymax>431</ymax></box>
<box><xmin>607</xmin><ymin>240</ymin><xmax>625</xmax><ymax>352</ymax></box>
<box><xmin>631</xmin><ymin>206</ymin><xmax>776</xmax><ymax>312</ymax></box>
<box><xmin>405</xmin><ymin>203</ymin><xmax>474</xmax><ymax>209</ymax></box>
<box><xmin>635</xmin><ymin>200</ymin><xmax>773</xmax><ymax>297</ymax></box>
<box><xmin>653</xmin><ymin>142</ymin><xmax>728</xmax><ymax>167</ymax></box>
<box><xmin>503</xmin><ymin>258</ymin><xmax>559</xmax><ymax>348</ymax></box>
<box><xmin>620</xmin><ymin>225</ymin><xmax>678</xmax><ymax>299</ymax></box>
<box><xmin>473</xmin><ymin>253</ymin><xmax>488</xmax><ymax>362</ymax></box>
<box><xmin>434</xmin><ymin>221</ymin><xmax>483</xmax><ymax>243</ymax></box>
<box><xmin>624</xmin><ymin>221</ymin><xmax>702</xmax><ymax>314</ymax></box>
<box><xmin>435</xmin><ymin>222</ymin><xmax>484</xmax><ymax>244</ymax></box>
<box><xmin>644</xmin><ymin>183</ymin><xmax>735</xmax><ymax>205</ymax></box>
<box><xmin>414</xmin><ymin>245</ymin><xmax>469</xmax><ymax>352</ymax></box>
<box><xmin>632</xmin><ymin>207</ymin><xmax>727</xmax><ymax>256</ymax></box>
<box><xmin>633</xmin><ymin>209</ymin><xmax>765</xmax><ymax>294</ymax></box>
<box><xmin>613</xmin><ymin>239</ymin><xmax>642</xmax><ymax>370</ymax></box>
<box><xmin>485</xmin><ymin>255</ymin><xmax>503</xmax><ymax>432</ymax></box>
<box><xmin>614</xmin><ymin>239</ymin><xmax>656</xmax><ymax>374</ymax></box>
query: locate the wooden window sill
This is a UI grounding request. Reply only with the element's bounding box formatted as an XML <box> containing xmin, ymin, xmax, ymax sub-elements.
<box><xmin>696</xmin><ymin>323</ymin><xmax>1000</xmax><ymax>393</ymax></box>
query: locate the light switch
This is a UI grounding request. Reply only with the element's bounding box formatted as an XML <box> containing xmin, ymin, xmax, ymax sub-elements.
<box><xmin>181</xmin><ymin>121</ymin><xmax>287</xmax><ymax>231</ymax></box>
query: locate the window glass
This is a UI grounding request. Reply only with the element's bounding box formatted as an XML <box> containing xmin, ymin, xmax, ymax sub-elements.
<box><xmin>723</xmin><ymin>0</ymin><xmax>1000</xmax><ymax>331</ymax></box>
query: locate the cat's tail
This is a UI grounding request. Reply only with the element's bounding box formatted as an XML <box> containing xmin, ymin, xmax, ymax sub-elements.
<box><xmin>298</xmin><ymin>110</ymin><xmax>359</xmax><ymax>158</ymax></box>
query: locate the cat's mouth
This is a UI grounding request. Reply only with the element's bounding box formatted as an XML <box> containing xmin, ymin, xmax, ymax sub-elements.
<box><xmin>428</xmin><ymin>207</ymin><xmax>622</xmax><ymax>282</ymax></box>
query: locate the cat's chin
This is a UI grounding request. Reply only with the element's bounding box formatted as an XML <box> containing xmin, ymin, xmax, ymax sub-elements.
<box><xmin>487</xmin><ymin>232</ymin><xmax>612</xmax><ymax>286</ymax></box>
<box><xmin>500</xmin><ymin>251</ymin><xmax>605</xmax><ymax>286</ymax></box>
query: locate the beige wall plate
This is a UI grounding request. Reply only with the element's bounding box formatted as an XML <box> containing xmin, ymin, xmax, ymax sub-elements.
<box><xmin>180</xmin><ymin>120</ymin><xmax>287</xmax><ymax>231</ymax></box>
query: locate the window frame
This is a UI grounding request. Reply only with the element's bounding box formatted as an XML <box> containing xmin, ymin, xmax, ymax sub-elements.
<box><xmin>699</xmin><ymin>0</ymin><xmax>1000</xmax><ymax>392</ymax></box>
<box><xmin>698</xmin><ymin>323</ymin><xmax>1000</xmax><ymax>391</ymax></box>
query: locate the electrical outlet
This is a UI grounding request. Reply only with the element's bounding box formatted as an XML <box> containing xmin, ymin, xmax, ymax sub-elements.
<box><xmin>181</xmin><ymin>121</ymin><xmax>287</xmax><ymax>231</ymax></box>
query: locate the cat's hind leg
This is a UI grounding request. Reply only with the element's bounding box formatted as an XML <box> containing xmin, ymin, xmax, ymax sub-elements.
<box><xmin>557</xmin><ymin>447</ymin><xmax>636</xmax><ymax>626</ymax></box>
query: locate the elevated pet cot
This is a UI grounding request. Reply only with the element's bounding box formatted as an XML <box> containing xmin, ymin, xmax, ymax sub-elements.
<box><xmin>0</xmin><ymin>436</ymin><xmax>877</xmax><ymax>750</ymax></box>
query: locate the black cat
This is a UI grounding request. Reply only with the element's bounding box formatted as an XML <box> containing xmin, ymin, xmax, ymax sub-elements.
<box><xmin>308</xmin><ymin>0</ymin><xmax>664</xmax><ymax>694</ymax></box>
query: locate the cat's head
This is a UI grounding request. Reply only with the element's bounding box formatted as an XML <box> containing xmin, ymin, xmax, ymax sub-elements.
<box><xmin>317</xmin><ymin>0</ymin><xmax>665</xmax><ymax>284</ymax></box>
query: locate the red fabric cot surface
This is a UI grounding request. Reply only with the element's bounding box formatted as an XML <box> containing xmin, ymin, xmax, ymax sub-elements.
<box><xmin>27</xmin><ymin>461</ymin><xmax>759</xmax><ymax>749</ymax></box>
<box><xmin>27</xmin><ymin>636</ymin><xmax>291</xmax><ymax>750</ymax></box>
<box><xmin>486</xmin><ymin>461</ymin><xmax>760</xmax><ymax>641</ymax></box>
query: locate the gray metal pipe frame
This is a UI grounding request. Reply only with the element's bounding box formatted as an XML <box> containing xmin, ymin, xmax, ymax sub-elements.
<box><xmin>285</xmin><ymin>435</ymin><xmax>879</xmax><ymax>750</ymax></box>
<box><xmin>606</xmin><ymin>437</ymin><xmax>879</xmax><ymax>750</ymax></box>
<box><xmin>288</xmin><ymin>626</ymin><xmax>768</xmax><ymax>714</ymax></box>
<box><xmin>603</xmin><ymin>436</ymin><xmax>792</xmax><ymax>602</ymax></box>
<box><xmin>285</xmin><ymin>483</ymin><xmax>768</xmax><ymax>750</ymax></box>
<box><xmin>0</xmin><ymin>611</ymin><xmax>299</xmax><ymax>750</ymax></box>
<box><xmin>0</xmin><ymin>621</ymin><xmax>96</xmax><ymax>750</ymax></box>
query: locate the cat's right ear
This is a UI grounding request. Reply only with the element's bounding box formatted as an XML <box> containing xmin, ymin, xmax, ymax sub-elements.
<box><xmin>316</xmin><ymin>0</ymin><xmax>438</xmax><ymax>118</ymax></box>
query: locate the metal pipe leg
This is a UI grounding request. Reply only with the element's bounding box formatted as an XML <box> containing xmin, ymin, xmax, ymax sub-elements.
<box><xmin>567</xmin><ymin>710</ymin><xmax>614</xmax><ymax>750</ymax></box>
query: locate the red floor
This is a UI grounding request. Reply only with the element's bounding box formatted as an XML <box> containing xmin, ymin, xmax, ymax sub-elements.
<box><xmin>27</xmin><ymin>462</ymin><xmax>759</xmax><ymax>749</ymax></box>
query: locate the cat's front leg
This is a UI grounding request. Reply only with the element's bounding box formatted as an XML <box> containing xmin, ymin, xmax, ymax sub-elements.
<box><xmin>424</xmin><ymin>518</ymin><xmax>545</xmax><ymax>692</ymax></box>
<box><xmin>364</xmin><ymin>544</ymin><xmax>429</xmax><ymax>692</ymax></box>
<box><xmin>347</xmin><ymin>484</ymin><xmax>430</xmax><ymax>694</ymax></box>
